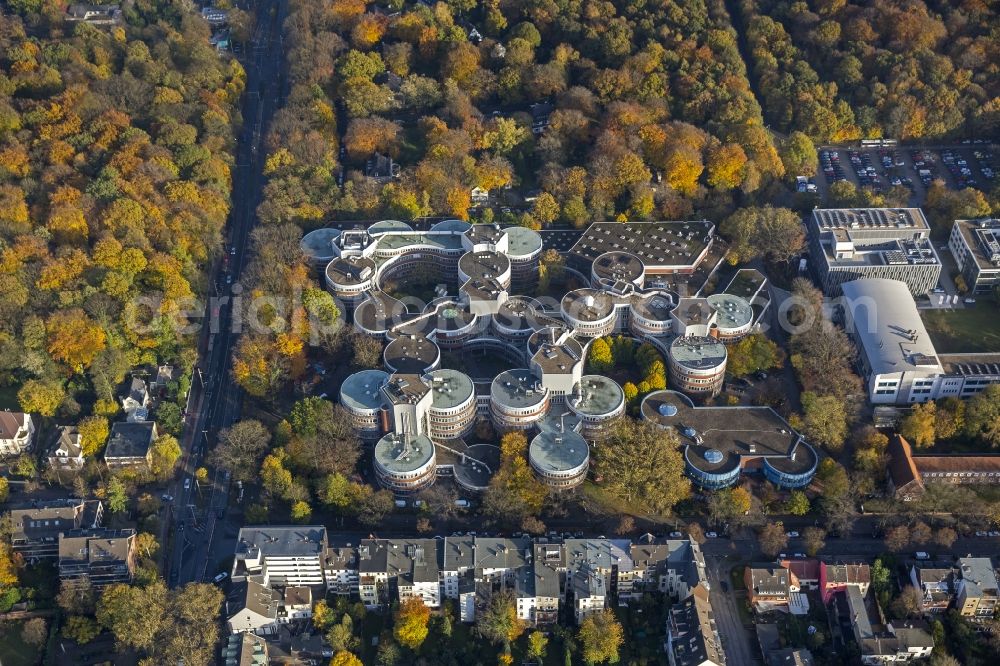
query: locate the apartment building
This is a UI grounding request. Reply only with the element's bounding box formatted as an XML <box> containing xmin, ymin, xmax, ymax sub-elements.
<box><xmin>745</xmin><ymin>564</ymin><xmax>794</xmax><ymax>613</ymax></box>
<box><xmin>666</xmin><ymin>584</ymin><xmax>726</xmax><ymax>666</ymax></box>
<box><xmin>948</xmin><ymin>218</ymin><xmax>1000</xmax><ymax>293</ymax></box>
<box><xmin>820</xmin><ymin>563</ymin><xmax>871</xmax><ymax>604</ymax></box>
<box><xmin>58</xmin><ymin>528</ymin><xmax>136</xmax><ymax>588</ymax></box>
<box><xmin>908</xmin><ymin>566</ymin><xmax>955</xmax><ymax>614</ymax></box>
<box><xmin>231</xmin><ymin>527</ymin><xmax>329</xmax><ymax>588</ymax></box>
<box><xmin>955</xmin><ymin>557</ymin><xmax>999</xmax><ymax>621</ymax></box>
<box><xmin>9</xmin><ymin>500</ymin><xmax>103</xmax><ymax>560</ymax></box>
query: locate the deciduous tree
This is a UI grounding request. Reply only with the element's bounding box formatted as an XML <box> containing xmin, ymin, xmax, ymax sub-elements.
<box><xmin>577</xmin><ymin>609</ymin><xmax>623</xmax><ymax>665</ymax></box>
<box><xmin>758</xmin><ymin>522</ymin><xmax>788</xmax><ymax>557</ymax></box>
<box><xmin>597</xmin><ymin>419</ymin><xmax>690</xmax><ymax>514</ymax></box>
<box><xmin>393</xmin><ymin>598</ymin><xmax>431</xmax><ymax>650</ymax></box>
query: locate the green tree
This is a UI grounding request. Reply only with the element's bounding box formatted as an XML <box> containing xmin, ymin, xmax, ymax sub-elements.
<box><xmin>291</xmin><ymin>500</ymin><xmax>312</xmax><ymax>523</ymax></box>
<box><xmin>726</xmin><ymin>334</ymin><xmax>785</xmax><ymax>377</ymax></box>
<box><xmin>151</xmin><ymin>435</ymin><xmax>182</xmax><ymax>479</ymax></box>
<box><xmin>587</xmin><ymin>337</ymin><xmax>613</xmax><ymax>372</ymax></box>
<box><xmin>0</xmin><ymin>477</ymin><xmax>7</xmax><ymax>503</ymax></box>
<box><xmin>786</xmin><ymin>491</ymin><xmax>810</xmax><ymax>516</ymax></box>
<box><xmin>800</xmin><ymin>392</ymin><xmax>848</xmax><ymax>453</ymax></box>
<box><xmin>476</xmin><ymin>589</ymin><xmax>525</xmax><ymax>646</ymax></box>
<box><xmin>901</xmin><ymin>401</ymin><xmax>936</xmax><ymax>448</ymax></box>
<box><xmin>96</xmin><ymin>582</ymin><xmax>166</xmax><ymax>652</ymax></box>
<box><xmin>578</xmin><ymin>609</ymin><xmax>624</xmax><ymax>665</ymax></box>
<box><xmin>106</xmin><ymin>477</ymin><xmax>128</xmax><ymax>514</ymax></box>
<box><xmin>17</xmin><ymin>378</ymin><xmax>65</xmax><ymax>416</ymax></box>
<box><xmin>596</xmin><ymin>419</ymin><xmax>690</xmax><ymax>514</ymax></box>
<box><xmin>720</xmin><ymin>207</ymin><xmax>806</xmax><ymax>264</ymax></box>
<box><xmin>63</xmin><ymin>615</ymin><xmax>101</xmax><ymax>644</ymax></box>
<box><xmin>210</xmin><ymin>420</ymin><xmax>270</xmax><ymax>483</ymax></box>
<box><xmin>964</xmin><ymin>385</ymin><xmax>1000</xmax><ymax>446</ymax></box>
<box><xmin>527</xmin><ymin>630</ymin><xmax>549</xmax><ymax>660</ymax></box>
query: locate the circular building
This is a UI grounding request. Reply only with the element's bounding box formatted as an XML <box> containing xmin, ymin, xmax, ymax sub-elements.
<box><xmin>490</xmin><ymin>369</ymin><xmax>549</xmax><ymax>431</ymax></box>
<box><xmin>640</xmin><ymin>389</ymin><xmax>818</xmax><ymax>489</ymax></box>
<box><xmin>373</xmin><ymin>433</ymin><xmax>436</xmax><ymax>494</ymax></box>
<box><xmin>668</xmin><ymin>336</ymin><xmax>727</xmax><ymax>398</ymax></box>
<box><xmin>505</xmin><ymin>226</ymin><xmax>543</xmax><ymax>290</ymax></box>
<box><xmin>706</xmin><ymin>293</ymin><xmax>754</xmax><ymax>342</ymax></box>
<box><xmin>300</xmin><ymin>228</ymin><xmax>342</xmax><ymax>265</ymax></box>
<box><xmin>529</xmin><ymin>428</ymin><xmax>589</xmax><ymax>490</ymax></box>
<box><xmin>561</xmin><ymin>289</ymin><xmax>617</xmax><ymax>337</ymax></box>
<box><xmin>426</xmin><ymin>369</ymin><xmax>477</xmax><ymax>441</ymax></box>
<box><xmin>567</xmin><ymin>375</ymin><xmax>625</xmax><ymax>441</ymax></box>
<box><xmin>458</xmin><ymin>251</ymin><xmax>512</xmax><ymax>289</ymax></box>
<box><xmin>431</xmin><ymin>219</ymin><xmax>472</xmax><ymax>233</ymax></box>
<box><xmin>325</xmin><ymin>256</ymin><xmax>377</xmax><ymax>305</ymax></box>
<box><xmin>591</xmin><ymin>251</ymin><xmax>644</xmax><ymax>291</ymax></box>
<box><xmin>451</xmin><ymin>443</ymin><xmax>501</xmax><ymax>493</ymax></box>
<box><xmin>419</xmin><ymin>298</ymin><xmax>487</xmax><ymax>348</ymax></box>
<box><xmin>629</xmin><ymin>290</ymin><xmax>678</xmax><ymax>337</ymax></box>
<box><xmin>354</xmin><ymin>291</ymin><xmax>409</xmax><ymax>337</ymax></box>
<box><xmin>384</xmin><ymin>333</ymin><xmax>441</xmax><ymax>374</ymax></box>
<box><xmin>492</xmin><ymin>296</ymin><xmax>541</xmax><ymax>346</ymax></box>
<box><xmin>368</xmin><ymin>219</ymin><xmax>413</xmax><ymax>234</ymax></box>
<box><xmin>339</xmin><ymin>369</ymin><xmax>390</xmax><ymax>440</ymax></box>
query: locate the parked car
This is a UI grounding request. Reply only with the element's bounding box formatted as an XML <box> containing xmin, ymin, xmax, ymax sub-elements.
<box><xmin>786</xmin><ymin>531</ymin><xmax>800</xmax><ymax>538</ymax></box>
<box><xmin>915</xmin><ymin>551</ymin><xmax>931</xmax><ymax>560</ymax></box>
<box><xmin>454</xmin><ymin>499</ymin><xmax>470</xmax><ymax>508</ymax></box>
<box><xmin>161</xmin><ymin>494</ymin><xmax>174</xmax><ymax>502</ymax></box>
<box><xmin>183</xmin><ymin>478</ymin><xmax>191</xmax><ymax>491</ymax></box>
<box><xmin>706</xmin><ymin>531</ymin><xmax>718</xmax><ymax>538</ymax></box>
<box><xmin>394</xmin><ymin>500</ymin><xmax>407</xmax><ymax>508</ymax></box>
<box><xmin>669</xmin><ymin>531</ymin><xmax>683</xmax><ymax>538</ymax></box>
<box><xmin>213</xmin><ymin>572</ymin><xmax>228</xmax><ymax>584</ymax></box>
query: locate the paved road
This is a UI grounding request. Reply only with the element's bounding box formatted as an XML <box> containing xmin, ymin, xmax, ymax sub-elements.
<box><xmin>163</xmin><ymin>0</ymin><xmax>286</xmax><ymax>588</ymax></box>
<box><xmin>706</xmin><ymin>553</ymin><xmax>759</xmax><ymax>666</ymax></box>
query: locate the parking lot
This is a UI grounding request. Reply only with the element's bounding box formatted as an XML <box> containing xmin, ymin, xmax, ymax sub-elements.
<box><xmin>816</xmin><ymin>143</ymin><xmax>998</xmax><ymax>205</ymax></box>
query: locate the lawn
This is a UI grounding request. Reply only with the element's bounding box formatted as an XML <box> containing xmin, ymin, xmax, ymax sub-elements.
<box><xmin>0</xmin><ymin>385</ymin><xmax>18</xmax><ymax>411</ymax></box>
<box><xmin>0</xmin><ymin>622</ymin><xmax>42</xmax><ymax>666</ymax></box>
<box><xmin>921</xmin><ymin>303</ymin><xmax>1000</xmax><ymax>353</ymax></box>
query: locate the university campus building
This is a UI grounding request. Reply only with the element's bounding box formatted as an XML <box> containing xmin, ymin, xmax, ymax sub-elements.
<box><xmin>310</xmin><ymin>219</ymin><xmax>771</xmax><ymax>494</ymax></box>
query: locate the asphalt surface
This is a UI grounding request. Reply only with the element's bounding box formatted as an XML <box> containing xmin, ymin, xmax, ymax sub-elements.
<box><xmin>163</xmin><ymin>0</ymin><xmax>286</xmax><ymax>588</ymax></box>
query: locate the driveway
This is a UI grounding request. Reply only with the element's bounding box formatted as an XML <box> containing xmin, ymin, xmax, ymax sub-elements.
<box><xmin>706</xmin><ymin>555</ymin><xmax>761</xmax><ymax>666</ymax></box>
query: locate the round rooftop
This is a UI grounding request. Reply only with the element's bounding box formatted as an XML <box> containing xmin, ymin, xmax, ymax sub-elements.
<box><xmin>459</xmin><ymin>250</ymin><xmax>511</xmax><ymax>281</ymax></box>
<box><xmin>704</xmin><ymin>449</ymin><xmax>724</xmax><ymax>464</ymax></box>
<box><xmin>529</xmin><ymin>428</ymin><xmax>589</xmax><ymax>474</ymax></box>
<box><xmin>504</xmin><ymin>225</ymin><xmax>543</xmax><ymax>258</ymax></box>
<box><xmin>593</xmin><ymin>251</ymin><xmax>644</xmax><ymax>283</ymax></box>
<box><xmin>630</xmin><ymin>290</ymin><xmax>679</xmax><ymax>322</ymax></box>
<box><xmin>431</xmin><ymin>219</ymin><xmax>472</xmax><ymax>233</ymax></box>
<box><xmin>427</xmin><ymin>368</ymin><xmax>475</xmax><ymax>410</ymax></box>
<box><xmin>325</xmin><ymin>256</ymin><xmax>377</xmax><ymax>286</ymax></box>
<box><xmin>561</xmin><ymin>288</ymin><xmax>615</xmax><ymax>322</ymax></box>
<box><xmin>354</xmin><ymin>292</ymin><xmax>408</xmax><ymax>334</ymax></box>
<box><xmin>369</xmin><ymin>219</ymin><xmax>413</xmax><ymax>234</ymax></box>
<box><xmin>491</xmin><ymin>368</ymin><xmax>547</xmax><ymax>409</ymax></box>
<box><xmin>300</xmin><ymin>228</ymin><xmax>342</xmax><ymax>262</ymax></box>
<box><xmin>569</xmin><ymin>375</ymin><xmax>625</xmax><ymax>417</ymax></box>
<box><xmin>669</xmin><ymin>335</ymin><xmax>727</xmax><ymax>370</ymax></box>
<box><xmin>339</xmin><ymin>369</ymin><xmax>390</xmax><ymax>412</ymax></box>
<box><xmin>494</xmin><ymin>296</ymin><xmax>540</xmax><ymax>332</ymax></box>
<box><xmin>527</xmin><ymin>326</ymin><xmax>583</xmax><ymax>358</ymax></box>
<box><xmin>374</xmin><ymin>433</ymin><xmax>435</xmax><ymax>473</ymax></box>
<box><xmin>452</xmin><ymin>443</ymin><xmax>501</xmax><ymax>491</ymax></box>
<box><xmin>384</xmin><ymin>334</ymin><xmax>440</xmax><ymax>374</ymax></box>
<box><xmin>707</xmin><ymin>294</ymin><xmax>753</xmax><ymax>331</ymax></box>
<box><xmin>420</xmin><ymin>297</ymin><xmax>478</xmax><ymax>332</ymax></box>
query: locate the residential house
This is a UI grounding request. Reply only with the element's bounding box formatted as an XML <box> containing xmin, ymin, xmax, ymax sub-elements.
<box><xmin>745</xmin><ymin>564</ymin><xmax>794</xmax><ymax>613</ymax></box>
<box><xmin>223</xmin><ymin>632</ymin><xmax>269</xmax><ymax>666</ymax></box>
<box><xmin>47</xmin><ymin>426</ymin><xmax>85</xmax><ymax>472</ymax></box>
<box><xmin>470</xmin><ymin>187</ymin><xmax>490</xmax><ymax>206</ymax></box>
<box><xmin>820</xmin><ymin>562</ymin><xmax>870</xmax><ymax>604</ymax></box>
<box><xmin>121</xmin><ymin>377</ymin><xmax>150</xmax><ymax>421</ymax></box>
<box><xmin>65</xmin><ymin>3</ymin><xmax>122</xmax><ymax>24</ymax></box>
<box><xmin>908</xmin><ymin>566</ymin><xmax>955</xmax><ymax>614</ymax></box>
<box><xmin>58</xmin><ymin>528</ymin><xmax>136</xmax><ymax>588</ymax></box>
<box><xmin>232</xmin><ymin>527</ymin><xmax>328</xmax><ymax>588</ymax></box>
<box><xmin>392</xmin><ymin>539</ymin><xmax>441</xmax><ymax>608</ymax></box>
<box><xmin>441</xmin><ymin>536</ymin><xmax>475</xmax><ymax>602</ymax></box>
<box><xmin>955</xmin><ymin>557</ymin><xmax>999</xmax><ymax>621</ymax></box>
<box><xmin>571</xmin><ymin>563</ymin><xmax>607</xmax><ymax>624</ymax></box>
<box><xmin>0</xmin><ymin>411</ymin><xmax>35</xmax><ymax>456</ymax></box>
<box><xmin>325</xmin><ymin>545</ymin><xmax>359</xmax><ymax>595</ymax></box>
<box><xmin>280</xmin><ymin>587</ymin><xmax>313</xmax><ymax>623</ymax></box>
<box><xmin>104</xmin><ymin>421</ymin><xmax>158</xmax><ymax>470</ymax></box>
<box><xmin>201</xmin><ymin>6</ymin><xmax>228</xmax><ymax>26</ymax></box>
<box><xmin>563</xmin><ymin>538</ymin><xmax>633</xmax><ymax>599</ymax></box>
<box><xmin>151</xmin><ymin>364</ymin><xmax>178</xmax><ymax>393</ymax></box>
<box><xmin>474</xmin><ymin>537</ymin><xmax>531</xmax><ymax>586</ymax></box>
<box><xmin>757</xmin><ymin>623</ymin><xmax>813</xmax><ymax>666</ymax></box>
<box><xmin>630</xmin><ymin>537</ymin><xmax>708</xmax><ymax>599</ymax></box>
<box><xmin>515</xmin><ymin>545</ymin><xmax>560</xmax><ymax>626</ymax></box>
<box><xmin>779</xmin><ymin>559</ymin><xmax>820</xmax><ymax>590</ymax></box>
<box><xmin>9</xmin><ymin>500</ymin><xmax>103</xmax><ymax>560</ymax></box>
<box><xmin>227</xmin><ymin>577</ymin><xmax>282</xmax><ymax>635</ymax></box>
<box><xmin>841</xmin><ymin>586</ymin><xmax>934</xmax><ymax>665</ymax></box>
<box><xmin>666</xmin><ymin>584</ymin><xmax>725</xmax><ymax>666</ymax></box>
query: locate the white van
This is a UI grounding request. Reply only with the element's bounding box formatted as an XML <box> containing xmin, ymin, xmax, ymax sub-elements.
<box><xmin>915</xmin><ymin>552</ymin><xmax>930</xmax><ymax>560</ymax></box>
<box><xmin>454</xmin><ymin>499</ymin><xmax>470</xmax><ymax>508</ymax></box>
<box><xmin>394</xmin><ymin>500</ymin><xmax>407</xmax><ymax>508</ymax></box>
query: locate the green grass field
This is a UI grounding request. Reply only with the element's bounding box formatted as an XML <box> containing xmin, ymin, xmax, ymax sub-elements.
<box><xmin>0</xmin><ymin>622</ymin><xmax>42</xmax><ymax>666</ymax></box>
<box><xmin>921</xmin><ymin>304</ymin><xmax>1000</xmax><ymax>353</ymax></box>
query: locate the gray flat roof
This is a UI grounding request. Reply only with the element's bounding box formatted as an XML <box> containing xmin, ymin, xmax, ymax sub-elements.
<box><xmin>354</xmin><ymin>291</ymin><xmax>409</xmax><ymax>332</ymax></box>
<box><xmin>669</xmin><ymin>336</ymin><xmax>727</xmax><ymax>369</ymax></box>
<box><xmin>707</xmin><ymin>293</ymin><xmax>753</xmax><ymax>330</ymax></box>
<box><xmin>464</xmin><ymin>224</ymin><xmax>505</xmax><ymax>245</ymax></box>
<box><xmin>505</xmin><ymin>225</ymin><xmax>543</xmax><ymax>257</ymax></box>
<box><xmin>444</xmin><ymin>443</ymin><xmax>500</xmax><ymax>490</ymax></box>
<box><xmin>428</xmin><ymin>369</ymin><xmax>474</xmax><ymax>410</ymax></box>
<box><xmin>300</xmin><ymin>228</ymin><xmax>342</xmax><ymax>261</ymax></box>
<box><xmin>593</xmin><ymin>251</ymin><xmax>643</xmax><ymax>282</ymax></box>
<box><xmin>954</xmin><ymin>219</ymin><xmax>1000</xmax><ymax>272</ymax></box>
<box><xmin>569</xmin><ymin>375</ymin><xmax>624</xmax><ymax>416</ymax></box>
<box><xmin>630</xmin><ymin>290</ymin><xmax>678</xmax><ymax>321</ymax></box>
<box><xmin>723</xmin><ymin>269</ymin><xmax>767</xmax><ymax>299</ymax></box>
<box><xmin>431</xmin><ymin>219</ymin><xmax>471</xmax><ymax>233</ymax></box>
<box><xmin>339</xmin><ymin>370</ymin><xmax>390</xmax><ymax>411</ymax></box>
<box><xmin>562</xmin><ymin>288</ymin><xmax>615</xmax><ymax>321</ymax></box>
<box><xmin>568</xmin><ymin>221</ymin><xmax>713</xmax><ymax>271</ymax></box>
<box><xmin>369</xmin><ymin>219</ymin><xmax>413</xmax><ymax>233</ymax></box>
<box><xmin>381</xmin><ymin>374</ymin><xmax>430</xmax><ymax>406</ymax></box>
<box><xmin>325</xmin><ymin>256</ymin><xmax>376</xmax><ymax>286</ymax></box>
<box><xmin>384</xmin><ymin>334</ymin><xmax>439</xmax><ymax>373</ymax></box>
<box><xmin>841</xmin><ymin>278</ymin><xmax>941</xmax><ymax>375</ymax></box>
<box><xmin>494</xmin><ymin>296</ymin><xmax>539</xmax><ymax>331</ymax></box>
<box><xmin>459</xmin><ymin>250</ymin><xmax>510</xmax><ymax>280</ymax></box>
<box><xmin>374</xmin><ymin>231</ymin><xmax>464</xmax><ymax>253</ymax></box>
<box><xmin>235</xmin><ymin>526</ymin><xmax>327</xmax><ymax>558</ymax></box>
<box><xmin>491</xmin><ymin>368</ymin><xmax>547</xmax><ymax>409</ymax></box>
<box><xmin>530</xmin><ymin>428</ymin><xmax>588</xmax><ymax>473</ymax></box>
<box><xmin>641</xmin><ymin>390</ymin><xmax>816</xmax><ymax>476</ymax></box>
<box><xmin>374</xmin><ymin>433</ymin><xmax>434</xmax><ymax>473</ymax></box>
<box><xmin>812</xmin><ymin>207</ymin><xmax>929</xmax><ymax>231</ymax></box>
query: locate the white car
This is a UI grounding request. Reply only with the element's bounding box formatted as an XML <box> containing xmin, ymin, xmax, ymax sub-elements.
<box><xmin>785</xmin><ymin>531</ymin><xmax>800</xmax><ymax>538</ymax></box>
<box><xmin>990</xmin><ymin>531</ymin><xmax>1000</xmax><ymax>537</ymax></box>
<box><xmin>183</xmin><ymin>478</ymin><xmax>191</xmax><ymax>491</ymax></box>
<box><xmin>669</xmin><ymin>531</ymin><xmax>683</xmax><ymax>538</ymax></box>
<box><xmin>706</xmin><ymin>531</ymin><xmax>718</xmax><ymax>538</ymax></box>
<box><xmin>976</xmin><ymin>531</ymin><xmax>987</xmax><ymax>537</ymax></box>
<box><xmin>793</xmin><ymin>552</ymin><xmax>806</xmax><ymax>558</ymax></box>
